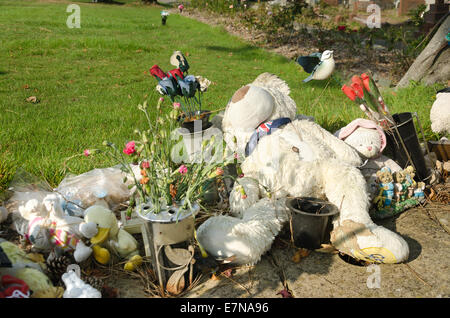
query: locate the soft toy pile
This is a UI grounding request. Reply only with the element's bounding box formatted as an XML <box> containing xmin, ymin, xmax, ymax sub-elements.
<box><xmin>0</xmin><ymin>238</ymin><xmax>64</xmax><ymax>298</ymax></box>
<box><xmin>1</xmin><ymin>166</ymin><xmax>145</xmax><ymax>298</ymax></box>
<box><xmin>197</xmin><ymin>73</ymin><xmax>410</xmax><ymax>265</ymax></box>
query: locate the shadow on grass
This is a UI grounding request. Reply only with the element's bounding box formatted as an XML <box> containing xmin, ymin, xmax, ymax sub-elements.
<box><xmin>203</xmin><ymin>44</ymin><xmax>290</xmax><ymax>64</ymax></box>
<box><xmin>84</xmin><ymin>0</ymin><xmax>125</xmax><ymax>5</ymax></box>
<box><xmin>204</xmin><ymin>44</ymin><xmax>255</xmax><ymax>54</ymax></box>
<box><xmin>0</xmin><ymin>71</ymin><xmax>7</xmax><ymax>75</ymax></box>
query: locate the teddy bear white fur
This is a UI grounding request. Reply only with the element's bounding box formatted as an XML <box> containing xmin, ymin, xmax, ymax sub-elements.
<box><xmin>197</xmin><ymin>73</ymin><xmax>409</xmax><ymax>265</ymax></box>
<box><xmin>334</xmin><ymin>118</ymin><xmax>402</xmax><ymax>200</ymax></box>
<box><xmin>430</xmin><ymin>89</ymin><xmax>450</xmax><ymax>135</ymax></box>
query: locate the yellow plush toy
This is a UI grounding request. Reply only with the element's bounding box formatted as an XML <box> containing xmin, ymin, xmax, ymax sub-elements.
<box><xmin>82</xmin><ymin>205</ymin><xmax>142</xmax><ymax>271</ymax></box>
<box><xmin>0</xmin><ymin>239</ymin><xmax>64</xmax><ymax>298</ymax></box>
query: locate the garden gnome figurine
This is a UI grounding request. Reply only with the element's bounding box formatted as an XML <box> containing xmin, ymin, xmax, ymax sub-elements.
<box><xmin>296</xmin><ymin>50</ymin><xmax>335</xmax><ymax>83</ymax></box>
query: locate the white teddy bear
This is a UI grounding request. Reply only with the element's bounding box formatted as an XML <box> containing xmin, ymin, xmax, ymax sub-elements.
<box><xmin>430</xmin><ymin>88</ymin><xmax>450</xmax><ymax>135</ymax></box>
<box><xmin>197</xmin><ymin>73</ymin><xmax>409</xmax><ymax>266</ymax></box>
<box><xmin>334</xmin><ymin>118</ymin><xmax>402</xmax><ymax>200</ymax></box>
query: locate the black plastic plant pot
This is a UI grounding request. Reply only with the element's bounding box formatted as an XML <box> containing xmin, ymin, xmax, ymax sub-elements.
<box><xmin>286</xmin><ymin>197</ymin><xmax>339</xmax><ymax>250</ymax></box>
<box><xmin>179</xmin><ymin>110</ymin><xmax>212</xmax><ymax>133</ymax></box>
<box><xmin>384</xmin><ymin>112</ymin><xmax>430</xmax><ymax>181</ymax></box>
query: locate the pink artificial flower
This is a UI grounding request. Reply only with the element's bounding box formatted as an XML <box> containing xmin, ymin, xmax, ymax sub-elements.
<box><xmin>141</xmin><ymin>161</ymin><xmax>150</xmax><ymax>169</ymax></box>
<box><xmin>229</xmin><ymin>5</ymin><xmax>233</xmax><ymax>9</ymax></box>
<box><xmin>159</xmin><ymin>97</ymin><xmax>164</xmax><ymax>102</ymax></box>
<box><xmin>179</xmin><ymin>165</ymin><xmax>188</xmax><ymax>175</ymax></box>
<box><xmin>234</xmin><ymin>153</ymin><xmax>239</xmax><ymax>160</ymax></box>
<box><xmin>173</xmin><ymin>102</ymin><xmax>181</xmax><ymax>109</ymax></box>
<box><xmin>83</xmin><ymin>149</ymin><xmax>91</xmax><ymax>157</ymax></box>
<box><xmin>123</xmin><ymin>141</ymin><xmax>136</xmax><ymax>155</ymax></box>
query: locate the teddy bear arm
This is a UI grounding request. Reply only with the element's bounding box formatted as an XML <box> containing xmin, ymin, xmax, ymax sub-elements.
<box><xmin>305</xmin><ymin>121</ymin><xmax>362</xmax><ymax>166</ymax></box>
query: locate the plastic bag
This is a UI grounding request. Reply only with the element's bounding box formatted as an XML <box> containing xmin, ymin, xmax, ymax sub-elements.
<box><xmin>4</xmin><ymin>169</ymin><xmax>54</xmax><ymax>221</ymax></box>
<box><xmin>55</xmin><ymin>165</ymin><xmax>140</xmax><ymax>212</ymax></box>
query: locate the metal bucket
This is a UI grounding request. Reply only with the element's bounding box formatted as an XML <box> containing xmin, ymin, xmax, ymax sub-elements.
<box><xmin>136</xmin><ymin>201</ymin><xmax>199</xmax><ymax>246</ymax></box>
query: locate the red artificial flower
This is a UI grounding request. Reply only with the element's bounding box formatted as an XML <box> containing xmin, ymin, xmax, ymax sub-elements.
<box><xmin>337</xmin><ymin>25</ymin><xmax>346</xmax><ymax>31</ymax></box>
<box><xmin>149</xmin><ymin>65</ymin><xmax>166</xmax><ymax>81</ymax></box>
<box><xmin>351</xmin><ymin>75</ymin><xmax>364</xmax><ymax>88</ymax></box>
<box><xmin>167</xmin><ymin>68</ymin><xmax>184</xmax><ymax>80</ymax></box>
<box><xmin>342</xmin><ymin>85</ymin><xmax>356</xmax><ymax>101</ymax></box>
<box><xmin>141</xmin><ymin>161</ymin><xmax>150</xmax><ymax>169</ymax></box>
<box><xmin>351</xmin><ymin>82</ymin><xmax>364</xmax><ymax>99</ymax></box>
<box><xmin>361</xmin><ymin>73</ymin><xmax>371</xmax><ymax>92</ymax></box>
<box><xmin>123</xmin><ymin>141</ymin><xmax>136</xmax><ymax>155</ymax></box>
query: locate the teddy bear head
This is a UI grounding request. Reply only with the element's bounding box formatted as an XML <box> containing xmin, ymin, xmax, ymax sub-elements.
<box><xmin>393</xmin><ymin>170</ymin><xmax>407</xmax><ymax>184</ymax></box>
<box><xmin>335</xmin><ymin>118</ymin><xmax>386</xmax><ymax>159</ymax></box>
<box><xmin>376</xmin><ymin>167</ymin><xmax>393</xmax><ymax>184</ymax></box>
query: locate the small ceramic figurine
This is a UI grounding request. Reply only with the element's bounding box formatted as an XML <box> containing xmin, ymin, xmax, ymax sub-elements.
<box><xmin>393</xmin><ymin>170</ymin><xmax>408</xmax><ymax>202</ymax></box>
<box><xmin>414</xmin><ymin>182</ymin><xmax>425</xmax><ymax>199</ymax></box>
<box><xmin>403</xmin><ymin>166</ymin><xmax>417</xmax><ymax>199</ymax></box>
<box><xmin>374</xmin><ymin>167</ymin><xmax>394</xmax><ymax>208</ymax></box>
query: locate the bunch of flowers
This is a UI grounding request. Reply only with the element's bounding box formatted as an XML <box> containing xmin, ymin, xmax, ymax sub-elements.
<box><xmin>341</xmin><ymin>72</ymin><xmax>395</xmax><ymax>130</ymax></box>
<box><xmin>89</xmin><ymin>97</ymin><xmax>237</xmax><ymax>217</ymax></box>
<box><xmin>149</xmin><ymin>52</ymin><xmax>211</xmax><ymax>123</ymax></box>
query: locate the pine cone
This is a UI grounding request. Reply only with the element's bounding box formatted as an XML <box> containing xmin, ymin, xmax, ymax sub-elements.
<box><xmin>82</xmin><ymin>275</ymin><xmax>105</xmax><ymax>291</ymax></box>
<box><xmin>46</xmin><ymin>256</ymin><xmax>71</xmax><ymax>277</ymax></box>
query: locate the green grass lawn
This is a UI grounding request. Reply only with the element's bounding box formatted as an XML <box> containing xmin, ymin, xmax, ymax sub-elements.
<box><xmin>0</xmin><ymin>0</ymin><xmax>444</xmax><ymax>191</ymax></box>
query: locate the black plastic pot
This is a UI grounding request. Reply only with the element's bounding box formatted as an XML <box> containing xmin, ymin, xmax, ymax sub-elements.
<box><xmin>286</xmin><ymin>197</ymin><xmax>339</xmax><ymax>250</ymax></box>
<box><xmin>384</xmin><ymin>112</ymin><xmax>430</xmax><ymax>181</ymax></box>
<box><xmin>179</xmin><ymin>110</ymin><xmax>212</xmax><ymax>133</ymax></box>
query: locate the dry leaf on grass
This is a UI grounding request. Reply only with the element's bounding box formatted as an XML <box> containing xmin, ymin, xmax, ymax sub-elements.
<box><xmin>26</xmin><ymin>96</ymin><xmax>39</xmax><ymax>103</ymax></box>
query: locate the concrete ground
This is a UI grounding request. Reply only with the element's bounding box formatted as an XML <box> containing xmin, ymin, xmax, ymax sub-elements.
<box><xmin>109</xmin><ymin>198</ymin><xmax>449</xmax><ymax>298</ymax></box>
<box><xmin>182</xmin><ymin>202</ymin><xmax>449</xmax><ymax>298</ymax></box>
